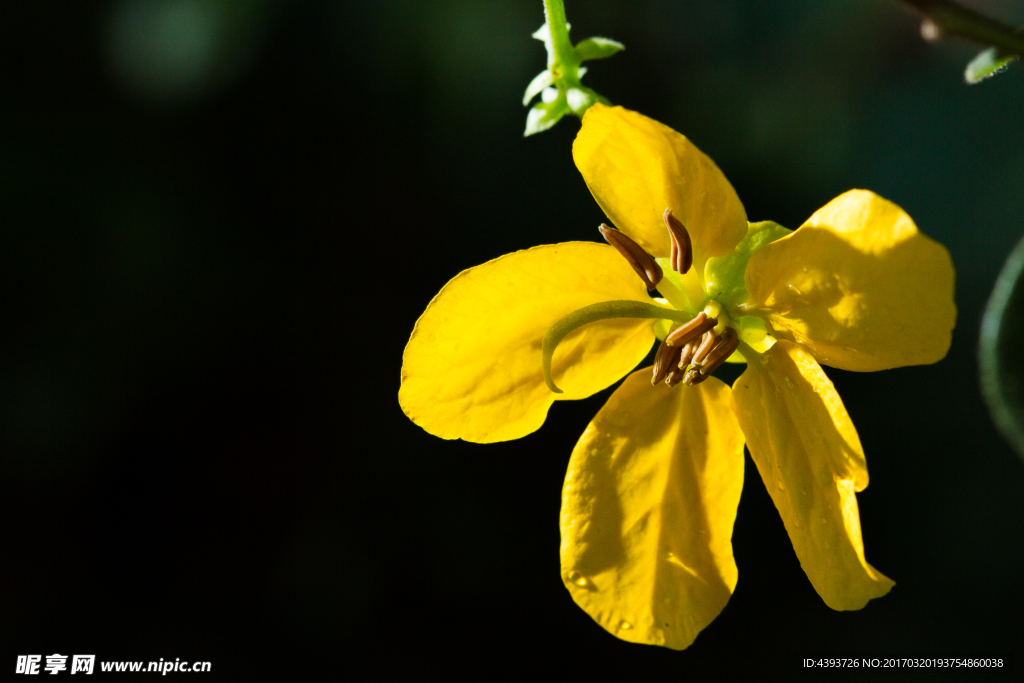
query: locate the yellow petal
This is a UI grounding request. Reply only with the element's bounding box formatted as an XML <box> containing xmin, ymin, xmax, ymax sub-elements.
<box><xmin>399</xmin><ymin>242</ymin><xmax>656</xmax><ymax>443</ymax></box>
<box><xmin>745</xmin><ymin>190</ymin><xmax>956</xmax><ymax>371</ymax></box>
<box><xmin>573</xmin><ymin>104</ymin><xmax>748</xmax><ymax>276</ymax></box>
<box><xmin>731</xmin><ymin>341</ymin><xmax>894</xmax><ymax>610</ymax></box>
<box><xmin>560</xmin><ymin>369</ymin><xmax>745</xmax><ymax>650</ymax></box>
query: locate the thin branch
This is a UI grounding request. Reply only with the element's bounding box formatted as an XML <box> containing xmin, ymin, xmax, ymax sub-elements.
<box><xmin>902</xmin><ymin>0</ymin><xmax>1024</xmax><ymax>54</ymax></box>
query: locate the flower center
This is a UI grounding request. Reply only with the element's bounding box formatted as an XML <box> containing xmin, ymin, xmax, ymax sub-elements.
<box><xmin>543</xmin><ymin>212</ymin><xmax>783</xmax><ymax>395</ymax></box>
<box><xmin>599</xmin><ymin>209</ymin><xmax>776</xmax><ymax>389</ymax></box>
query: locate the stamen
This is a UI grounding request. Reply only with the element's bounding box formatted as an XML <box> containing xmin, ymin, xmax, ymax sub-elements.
<box><xmin>663</xmin><ymin>208</ymin><xmax>692</xmax><ymax>274</ymax></box>
<box><xmin>651</xmin><ymin>341</ymin><xmax>683</xmax><ymax>385</ymax></box>
<box><xmin>664</xmin><ymin>312</ymin><xmax>717</xmax><ymax>347</ymax></box>
<box><xmin>698</xmin><ymin>328</ymin><xmax>740</xmax><ymax>376</ymax></box>
<box><xmin>599</xmin><ymin>224</ymin><xmax>663</xmax><ymax>290</ymax></box>
<box><xmin>676</xmin><ymin>338</ymin><xmax>698</xmax><ymax>370</ymax></box>
<box><xmin>665</xmin><ymin>364</ymin><xmax>686</xmax><ymax>387</ymax></box>
<box><xmin>684</xmin><ymin>328</ymin><xmax>739</xmax><ymax>386</ymax></box>
<box><xmin>682</xmin><ymin>366</ymin><xmax>705</xmax><ymax>385</ymax></box>
<box><xmin>691</xmin><ymin>330</ymin><xmax>719</xmax><ymax>366</ymax></box>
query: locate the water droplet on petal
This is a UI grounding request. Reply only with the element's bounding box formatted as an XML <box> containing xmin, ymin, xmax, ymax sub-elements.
<box><xmin>776</xmin><ymin>480</ymin><xmax>784</xmax><ymax>490</ymax></box>
<box><xmin>568</xmin><ymin>571</ymin><xmax>588</xmax><ymax>587</ymax></box>
<box><xmin>618</xmin><ymin>620</ymin><xmax>632</xmax><ymax>630</ymax></box>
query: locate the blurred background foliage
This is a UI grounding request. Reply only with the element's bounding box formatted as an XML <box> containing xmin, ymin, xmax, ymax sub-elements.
<box><xmin>1</xmin><ymin>0</ymin><xmax>1022</xmax><ymax>677</ymax></box>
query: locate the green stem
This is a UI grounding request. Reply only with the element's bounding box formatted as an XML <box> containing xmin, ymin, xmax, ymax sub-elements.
<box><xmin>979</xmin><ymin>236</ymin><xmax>1024</xmax><ymax>457</ymax></box>
<box><xmin>543</xmin><ymin>0</ymin><xmax>575</xmax><ymax>69</ymax></box>
<box><xmin>902</xmin><ymin>0</ymin><xmax>1024</xmax><ymax>55</ymax></box>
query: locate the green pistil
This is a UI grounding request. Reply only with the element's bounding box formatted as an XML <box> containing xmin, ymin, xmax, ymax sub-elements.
<box><xmin>542</xmin><ymin>301</ymin><xmax>692</xmax><ymax>393</ymax></box>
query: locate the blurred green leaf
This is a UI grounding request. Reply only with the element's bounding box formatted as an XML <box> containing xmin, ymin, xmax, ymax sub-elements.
<box><xmin>525</xmin><ymin>100</ymin><xmax>568</xmax><ymax>136</ymax></box>
<box><xmin>965</xmin><ymin>47</ymin><xmax>1017</xmax><ymax>84</ymax></box>
<box><xmin>574</xmin><ymin>36</ymin><xmax>625</xmax><ymax>62</ymax></box>
<box><xmin>980</xmin><ymin>235</ymin><xmax>1024</xmax><ymax>460</ymax></box>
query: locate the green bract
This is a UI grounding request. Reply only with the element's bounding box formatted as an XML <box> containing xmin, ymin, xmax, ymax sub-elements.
<box><xmin>522</xmin><ymin>13</ymin><xmax>623</xmax><ymax>136</ymax></box>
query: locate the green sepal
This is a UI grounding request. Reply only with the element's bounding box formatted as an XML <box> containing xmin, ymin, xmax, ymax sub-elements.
<box><xmin>564</xmin><ymin>85</ymin><xmax>608</xmax><ymax>115</ymax></box>
<box><xmin>523</xmin><ymin>15</ymin><xmax>618</xmax><ymax>134</ymax></box>
<box><xmin>980</xmin><ymin>235</ymin><xmax>1024</xmax><ymax>460</ymax></box>
<box><xmin>523</xmin><ymin>69</ymin><xmax>554</xmax><ymax>106</ymax></box>
<box><xmin>525</xmin><ymin>99</ymin><xmax>569</xmax><ymax>136</ymax></box>
<box><xmin>704</xmin><ymin>221</ymin><xmax>791</xmax><ymax>308</ymax></box>
<box><xmin>965</xmin><ymin>47</ymin><xmax>1017</xmax><ymax>84</ymax></box>
<box><xmin>574</xmin><ymin>36</ymin><xmax>624</xmax><ymax>62</ymax></box>
<box><xmin>542</xmin><ymin>300</ymin><xmax>691</xmax><ymax>393</ymax></box>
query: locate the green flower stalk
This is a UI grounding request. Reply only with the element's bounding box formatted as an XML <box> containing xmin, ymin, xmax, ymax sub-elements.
<box><xmin>523</xmin><ymin>0</ymin><xmax>623</xmax><ymax>135</ymax></box>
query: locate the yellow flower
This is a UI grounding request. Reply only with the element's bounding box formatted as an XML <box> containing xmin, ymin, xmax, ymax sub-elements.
<box><xmin>399</xmin><ymin>104</ymin><xmax>956</xmax><ymax>650</ymax></box>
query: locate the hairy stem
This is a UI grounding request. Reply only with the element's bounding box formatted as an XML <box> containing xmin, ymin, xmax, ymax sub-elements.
<box><xmin>542</xmin><ymin>0</ymin><xmax>575</xmax><ymax>65</ymax></box>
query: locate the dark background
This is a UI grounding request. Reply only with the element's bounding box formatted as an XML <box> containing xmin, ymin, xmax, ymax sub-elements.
<box><xmin>2</xmin><ymin>0</ymin><xmax>1022</xmax><ymax>678</ymax></box>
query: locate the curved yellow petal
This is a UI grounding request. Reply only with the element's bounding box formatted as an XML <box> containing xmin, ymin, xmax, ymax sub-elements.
<box><xmin>745</xmin><ymin>190</ymin><xmax>956</xmax><ymax>371</ymax></box>
<box><xmin>731</xmin><ymin>341</ymin><xmax>894</xmax><ymax>611</ymax></box>
<box><xmin>573</xmin><ymin>104</ymin><xmax>748</xmax><ymax>276</ymax></box>
<box><xmin>560</xmin><ymin>369</ymin><xmax>745</xmax><ymax>650</ymax></box>
<box><xmin>399</xmin><ymin>242</ymin><xmax>656</xmax><ymax>443</ymax></box>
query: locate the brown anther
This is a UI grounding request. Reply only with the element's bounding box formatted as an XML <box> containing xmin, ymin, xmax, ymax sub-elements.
<box><xmin>682</xmin><ymin>366</ymin><xmax>706</xmax><ymax>385</ymax></box>
<box><xmin>701</xmin><ymin>327</ymin><xmax>739</xmax><ymax>370</ymax></box>
<box><xmin>651</xmin><ymin>341</ymin><xmax>683</xmax><ymax>386</ymax></box>
<box><xmin>691</xmin><ymin>330</ymin><xmax>719</xmax><ymax>367</ymax></box>
<box><xmin>663</xmin><ymin>208</ymin><xmax>693</xmax><ymax>274</ymax></box>
<box><xmin>665</xmin><ymin>364</ymin><xmax>686</xmax><ymax>387</ymax></box>
<box><xmin>599</xmin><ymin>224</ymin><xmax>663</xmax><ymax>290</ymax></box>
<box><xmin>664</xmin><ymin>312</ymin><xmax>717</xmax><ymax>347</ymax></box>
<box><xmin>701</xmin><ymin>328</ymin><xmax>739</xmax><ymax>375</ymax></box>
<box><xmin>676</xmin><ymin>338</ymin><xmax>698</xmax><ymax>370</ymax></box>
<box><xmin>684</xmin><ymin>328</ymin><xmax>740</xmax><ymax>386</ymax></box>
